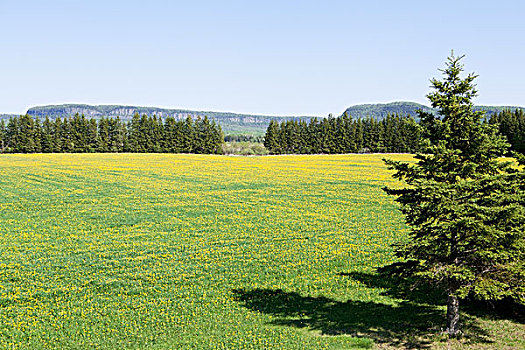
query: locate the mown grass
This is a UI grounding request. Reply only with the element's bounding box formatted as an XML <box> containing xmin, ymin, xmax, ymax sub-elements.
<box><xmin>0</xmin><ymin>154</ymin><xmax>522</xmax><ymax>349</ymax></box>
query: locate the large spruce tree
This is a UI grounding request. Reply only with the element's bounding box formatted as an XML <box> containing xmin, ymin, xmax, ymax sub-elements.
<box><xmin>384</xmin><ymin>54</ymin><xmax>524</xmax><ymax>336</ymax></box>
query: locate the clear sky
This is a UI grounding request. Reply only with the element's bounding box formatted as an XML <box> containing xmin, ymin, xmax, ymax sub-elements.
<box><xmin>1</xmin><ymin>0</ymin><xmax>524</xmax><ymax>116</ymax></box>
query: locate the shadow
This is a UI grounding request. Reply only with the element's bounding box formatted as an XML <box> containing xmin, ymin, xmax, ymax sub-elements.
<box><xmin>345</xmin><ymin>265</ymin><xmax>525</xmax><ymax>324</ymax></box>
<box><xmin>232</xmin><ymin>287</ymin><xmax>489</xmax><ymax>348</ymax></box>
<box><xmin>341</xmin><ymin>265</ymin><xmax>446</xmax><ymax>307</ymax></box>
<box><xmin>462</xmin><ymin>298</ymin><xmax>525</xmax><ymax>324</ymax></box>
<box><xmin>232</xmin><ymin>260</ymin><xmax>500</xmax><ymax>348</ymax></box>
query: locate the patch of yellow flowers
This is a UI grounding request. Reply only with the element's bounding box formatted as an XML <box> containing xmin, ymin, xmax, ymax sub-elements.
<box><xmin>0</xmin><ymin>153</ymin><xmax>411</xmax><ymax>349</ymax></box>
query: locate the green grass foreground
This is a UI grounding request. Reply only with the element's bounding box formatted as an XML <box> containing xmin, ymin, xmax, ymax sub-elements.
<box><xmin>0</xmin><ymin>154</ymin><xmax>522</xmax><ymax>349</ymax></box>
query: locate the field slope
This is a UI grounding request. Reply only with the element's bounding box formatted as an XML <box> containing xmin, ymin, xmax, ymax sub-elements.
<box><xmin>0</xmin><ymin>154</ymin><xmax>522</xmax><ymax>349</ymax></box>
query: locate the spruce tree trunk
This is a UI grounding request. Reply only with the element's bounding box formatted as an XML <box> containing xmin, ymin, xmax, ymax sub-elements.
<box><xmin>446</xmin><ymin>294</ymin><xmax>460</xmax><ymax>337</ymax></box>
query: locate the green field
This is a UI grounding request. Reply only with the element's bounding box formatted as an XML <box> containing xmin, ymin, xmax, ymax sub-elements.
<box><xmin>0</xmin><ymin>154</ymin><xmax>523</xmax><ymax>349</ymax></box>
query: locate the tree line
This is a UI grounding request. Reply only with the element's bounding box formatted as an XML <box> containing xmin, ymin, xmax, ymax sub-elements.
<box><xmin>264</xmin><ymin>110</ymin><xmax>525</xmax><ymax>155</ymax></box>
<box><xmin>0</xmin><ymin>113</ymin><xmax>224</xmax><ymax>154</ymax></box>
<box><xmin>1</xmin><ymin>109</ymin><xmax>522</xmax><ymax>156</ymax></box>
<box><xmin>264</xmin><ymin>114</ymin><xmax>421</xmax><ymax>154</ymax></box>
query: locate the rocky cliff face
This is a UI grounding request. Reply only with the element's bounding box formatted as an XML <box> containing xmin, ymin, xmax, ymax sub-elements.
<box><xmin>25</xmin><ymin>104</ymin><xmax>316</xmax><ymax>135</ymax></box>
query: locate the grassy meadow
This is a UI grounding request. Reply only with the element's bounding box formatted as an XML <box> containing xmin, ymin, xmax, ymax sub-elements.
<box><xmin>0</xmin><ymin>154</ymin><xmax>523</xmax><ymax>349</ymax></box>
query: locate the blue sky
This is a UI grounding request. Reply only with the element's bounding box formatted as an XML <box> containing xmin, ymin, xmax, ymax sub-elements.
<box><xmin>1</xmin><ymin>0</ymin><xmax>524</xmax><ymax>115</ymax></box>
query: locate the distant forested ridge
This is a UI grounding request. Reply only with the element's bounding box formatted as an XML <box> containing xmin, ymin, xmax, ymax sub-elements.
<box><xmin>342</xmin><ymin>102</ymin><xmax>525</xmax><ymax>120</ymax></box>
<box><xmin>264</xmin><ymin>109</ymin><xmax>525</xmax><ymax>155</ymax></box>
<box><xmin>0</xmin><ymin>114</ymin><xmax>223</xmax><ymax>154</ymax></box>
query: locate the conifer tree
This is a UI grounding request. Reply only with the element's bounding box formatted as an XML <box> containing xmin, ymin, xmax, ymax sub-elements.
<box><xmin>60</xmin><ymin>118</ymin><xmax>73</xmax><ymax>152</ymax></box>
<box><xmin>384</xmin><ymin>54</ymin><xmax>524</xmax><ymax>336</ymax></box>
<box><xmin>347</xmin><ymin>119</ymin><xmax>357</xmax><ymax>153</ymax></box>
<box><xmin>87</xmin><ymin>118</ymin><xmax>98</xmax><ymax>152</ymax></box>
<box><xmin>334</xmin><ymin>117</ymin><xmax>346</xmax><ymax>153</ymax></box>
<box><xmin>298</xmin><ymin>120</ymin><xmax>310</xmax><ymax>154</ymax></box>
<box><xmin>320</xmin><ymin>116</ymin><xmax>335</xmax><ymax>153</ymax></box>
<box><xmin>139</xmin><ymin>114</ymin><xmax>152</xmax><ymax>152</ymax></box>
<box><xmin>41</xmin><ymin>117</ymin><xmax>55</xmax><ymax>153</ymax></box>
<box><xmin>0</xmin><ymin>119</ymin><xmax>6</xmax><ymax>152</ymax></box>
<box><xmin>53</xmin><ymin>118</ymin><xmax>63</xmax><ymax>153</ymax></box>
<box><xmin>193</xmin><ymin>117</ymin><xmax>206</xmax><ymax>154</ymax></box>
<box><xmin>361</xmin><ymin>118</ymin><xmax>373</xmax><ymax>153</ymax></box>
<box><xmin>308</xmin><ymin>118</ymin><xmax>322</xmax><ymax>154</ymax></box>
<box><xmin>126</xmin><ymin>113</ymin><xmax>141</xmax><ymax>152</ymax></box>
<box><xmin>340</xmin><ymin>113</ymin><xmax>353</xmax><ymax>153</ymax></box>
<box><xmin>6</xmin><ymin>117</ymin><xmax>19</xmax><ymax>152</ymax></box>
<box><xmin>151</xmin><ymin>115</ymin><xmax>164</xmax><ymax>153</ymax></box>
<box><xmin>367</xmin><ymin>118</ymin><xmax>381</xmax><ymax>152</ymax></box>
<box><xmin>210</xmin><ymin>120</ymin><xmax>224</xmax><ymax>154</ymax></box>
<box><xmin>355</xmin><ymin>118</ymin><xmax>364</xmax><ymax>152</ymax></box>
<box><xmin>168</xmin><ymin>119</ymin><xmax>181</xmax><ymax>150</ymax></box>
<box><xmin>286</xmin><ymin>120</ymin><xmax>297</xmax><ymax>153</ymax></box>
<box><xmin>120</xmin><ymin>119</ymin><xmax>129</xmax><ymax>152</ymax></box>
<box><xmin>402</xmin><ymin>116</ymin><xmax>421</xmax><ymax>153</ymax></box>
<box><xmin>33</xmin><ymin>117</ymin><xmax>42</xmax><ymax>153</ymax></box>
<box><xmin>163</xmin><ymin>116</ymin><xmax>178</xmax><ymax>153</ymax></box>
<box><xmin>18</xmin><ymin>114</ymin><xmax>38</xmax><ymax>153</ymax></box>
<box><xmin>263</xmin><ymin>120</ymin><xmax>280</xmax><ymax>154</ymax></box>
<box><xmin>70</xmin><ymin>114</ymin><xmax>89</xmax><ymax>152</ymax></box>
<box><xmin>98</xmin><ymin>117</ymin><xmax>110</xmax><ymax>152</ymax></box>
<box><xmin>181</xmin><ymin>116</ymin><xmax>195</xmax><ymax>153</ymax></box>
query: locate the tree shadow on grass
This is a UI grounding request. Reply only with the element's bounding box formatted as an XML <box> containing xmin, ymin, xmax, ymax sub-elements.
<box><xmin>232</xmin><ymin>265</ymin><xmax>493</xmax><ymax>348</ymax></box>
<box><xmin>340</xmin><ymin>264</ymin><xmax>447</xmax><ymax>307</ymax></box>
<box><xmin>462</xmin><ymin>298</ymin><xmax>525</xmax><ymax>324</ymax></box>
<box><xmin>346</xmin><ymin>264</ymin><xmax>525</xmax><ymax>324</ymax></box>
<box><xmin>232</xmin><ymin>288</ymin><xmax>451</xmax><ymax>348</ymax></box>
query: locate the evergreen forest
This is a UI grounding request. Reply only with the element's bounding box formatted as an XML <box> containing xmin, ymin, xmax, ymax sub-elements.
<box><xmin>264</xmin><ymin>109</ymin><xmax>525</xmax><ymax>155</ymax></box>
<box><xmin>264</xmin><ymin>114</ymin><xmax>421</xmax><ymax>154</ymax></box>
<box><xmin>0</xmin><ymin>113</ymin><xmax>224</xmax><ymax>154</ymax></box>
<box><xmin>0</xmin><ymin>109</ymin><xmax>523</xmax><ymax>155</ymax></box>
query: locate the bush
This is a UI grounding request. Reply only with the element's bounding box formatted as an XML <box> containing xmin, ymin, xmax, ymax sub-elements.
<box><xmin>222</xmin><ymin>142</ymin><xmax>269</xmax><ymax>156</ymax></box>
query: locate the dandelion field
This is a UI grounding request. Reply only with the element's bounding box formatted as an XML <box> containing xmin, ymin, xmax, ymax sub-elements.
<box><xmin>0</xmin><ymin>154</ymin><xmax>523</xmax><ymax>349</ymax></box>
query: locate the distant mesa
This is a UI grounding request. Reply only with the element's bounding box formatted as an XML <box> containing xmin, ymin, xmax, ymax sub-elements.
<box><xmin>1</xmin><ymin>102</ymin><xmax>522</xmax><ymax>136</ymax></box>
<box><xmin>25</xmin><ymin>104</ymin><xmax>315</xmax><ymax>122</ymax></box>
<box><xmin>23</xmin><ymin>104</ymin><xmax>317</xmax><ymax>136</ymax></box>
